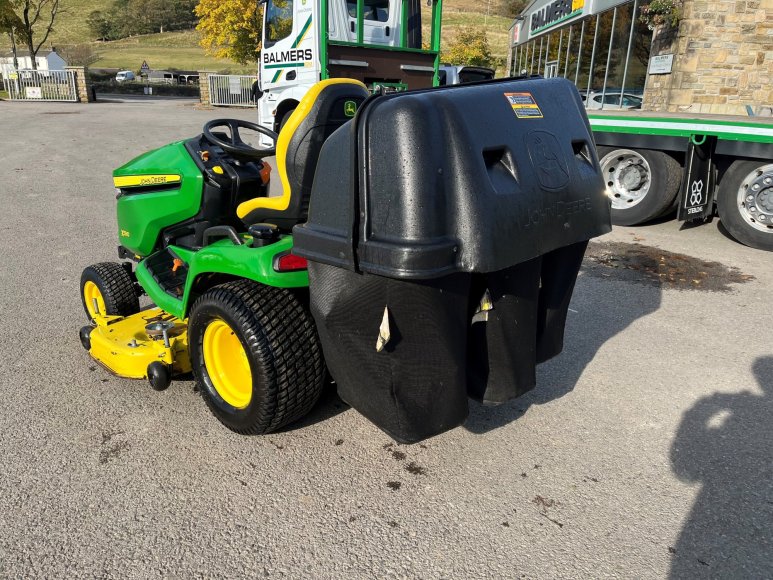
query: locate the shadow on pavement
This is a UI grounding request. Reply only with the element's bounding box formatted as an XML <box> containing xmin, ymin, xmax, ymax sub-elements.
<box><xmin>668</xmin><ymin>355</ymin><xmax>773</xmax><ymax>578</ymax></box>
<box><xmin>279</xmin><ymin>381</ymin><xmax>349</xmax><ymax>433</ymax></box>
<box><xmin>464</xmin><ymin>258</ymin><xmax>663</xmax><ymax>434</ymax></box>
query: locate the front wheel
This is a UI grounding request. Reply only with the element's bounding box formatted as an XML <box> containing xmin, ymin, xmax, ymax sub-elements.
<box><xmin>80</xmin><ymin>262</ymin><xmax>140</xmax><ymax>321</ymax></box>
<box><xmin>598</xmin><ymin>147</ymin><xmax>682</xmax><ymax>226</ymax></box>
<box><xmin>716</xmin><ymin>160</ymin><xmax>773</xmax><ymax>251</ymax></box>
<box><xmin>188</xmin><ymin>280</ymin><xmax>325</xmax><ymax>434</ymax></box>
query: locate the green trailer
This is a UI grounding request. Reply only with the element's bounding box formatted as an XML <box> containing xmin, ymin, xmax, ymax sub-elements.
<box><xmin>589</xmin><ymin>111</ymin><xmax>773</xmax><ymax>251</ymax></box>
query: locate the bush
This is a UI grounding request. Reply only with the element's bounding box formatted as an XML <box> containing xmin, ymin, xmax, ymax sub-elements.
<box><xmin>442</xmin><ymin>29</ymin><xmax>495</xmax><ymax>69</ymax></box>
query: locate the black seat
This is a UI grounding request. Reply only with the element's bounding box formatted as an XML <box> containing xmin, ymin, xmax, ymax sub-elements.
<box><xmin>236</xmin><ymin>79</ymin><xmax>370</xmax><ymax>229</ymax></box>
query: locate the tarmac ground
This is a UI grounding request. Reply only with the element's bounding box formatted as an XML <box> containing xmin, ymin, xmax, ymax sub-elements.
<box><xmin>0</xmin><ymin>98</ymin><xmax>770</xmax><ymax>579</ymax></box>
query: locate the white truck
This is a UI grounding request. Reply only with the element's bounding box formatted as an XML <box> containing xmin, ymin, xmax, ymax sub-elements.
<box><xmin>257</xmin><ymin>0</ymin><xmax>442</xmax><ymax>134</ymax></box>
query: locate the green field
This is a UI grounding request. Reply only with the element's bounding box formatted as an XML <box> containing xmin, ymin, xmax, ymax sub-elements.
<box><xmin>1</xmin><ymin>0</ymin><xmax>514</xmax><ymax>74</ymax></box>
<box><xmin>89</xmin><ymin>31</ymin><xmax>252</xmax><ymax>73</ymax></box>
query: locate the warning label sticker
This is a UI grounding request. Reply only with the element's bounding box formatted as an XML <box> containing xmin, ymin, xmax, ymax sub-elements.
<box><xmin>504</xmin><ymin>92</ymin><xmax>543</xmax><ymax>119</ymax></box>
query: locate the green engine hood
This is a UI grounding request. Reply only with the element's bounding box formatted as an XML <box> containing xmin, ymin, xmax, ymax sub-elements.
<box><xmin>114</xmin><ymin>141</ymin><xmax>203</xmax><ymax>257</ymax></box>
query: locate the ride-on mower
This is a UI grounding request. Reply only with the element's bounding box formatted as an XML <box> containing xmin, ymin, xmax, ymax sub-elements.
<box><xmin>79</xmin><ymin>77</ymin><xmax>611</xmax><ymax>443</ymax></box>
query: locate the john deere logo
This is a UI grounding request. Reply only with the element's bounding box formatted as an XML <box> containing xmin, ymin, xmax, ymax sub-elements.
<box><xmin>344</xmin><ymin>100</ymin><xmax>357</xmax><ymax>117</ymax></box>
<box><xmin>120</xmin><ymin>229</ymin><xmax>131</xmax><ymax>238</ymax></box>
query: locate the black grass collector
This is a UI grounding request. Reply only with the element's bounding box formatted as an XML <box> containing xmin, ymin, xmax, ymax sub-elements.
<box><xmin>294</xmin><ymin>77</ymin><xmax>612</xmax><ymax>442</ymax></box>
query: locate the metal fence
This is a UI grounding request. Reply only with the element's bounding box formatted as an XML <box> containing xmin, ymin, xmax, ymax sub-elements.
<box><xmin>208</xmin><ymin>74</ymin><xmax>258</xmax><ymax>107</ymax></box>
<box><xmin>1</xmin><ymin>69</ymin><xmax>78</xmax><ymax>102</ymax></box>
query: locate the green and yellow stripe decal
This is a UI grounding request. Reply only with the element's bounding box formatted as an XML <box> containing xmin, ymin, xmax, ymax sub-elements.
<box><xmin>293</xmin><ymin>15</ymin><xmax>313</xmax><ymax>48</ymax></box>
<box><xmin>113</xmin><ymin>174</ymin><xmax>181</xmax><ymax>188</ymax></box>
<box><xmin>267</xmin><ymin>16</ymin><xmax>313</xmax><ymax>77</ymax></box>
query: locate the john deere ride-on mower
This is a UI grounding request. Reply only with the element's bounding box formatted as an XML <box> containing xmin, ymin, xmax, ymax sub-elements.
<box><xmin>79</xmin><ymin>78</ymin><xmax>611</xmax><ymax>443</ymax></box>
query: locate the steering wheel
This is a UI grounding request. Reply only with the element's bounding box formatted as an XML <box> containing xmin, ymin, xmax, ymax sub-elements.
<box><xmin>202</xmin><ymin>119</ymin><xmax>278</xmax><ymax>160</ymax></box>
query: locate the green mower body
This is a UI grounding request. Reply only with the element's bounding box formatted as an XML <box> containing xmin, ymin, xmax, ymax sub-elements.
<box><xmin>112</xmin><ymin>134</ymin><xmax>307</xmax><ymax>319</ymax></box>
<box><xmin>81</xmin><ymin>78</ymin><xmax>612</xmax><ymax>443</ymax></box>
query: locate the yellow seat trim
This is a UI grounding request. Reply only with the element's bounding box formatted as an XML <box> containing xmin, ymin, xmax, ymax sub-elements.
<box><xmin>236</xmin><ymin>78</ymin><xmax>368</xmax><ymax>220</ymax></box>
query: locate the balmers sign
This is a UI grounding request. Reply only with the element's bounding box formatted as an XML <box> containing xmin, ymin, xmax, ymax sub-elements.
<box><xmin>263</xmin><ymin>49</ymin><xmax>313</xmax><ymax>67</ymax></box>
<box><xmin>530</xmin><ymin>0</ymin><xmax>585</xmax><ymax>35</ymax></box>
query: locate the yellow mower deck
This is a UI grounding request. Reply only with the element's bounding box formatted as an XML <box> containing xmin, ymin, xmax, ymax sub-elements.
<box><xmin>88</xmin><ymin>308</ymin><xmax>190</xmax><ymax>379</ymax></box>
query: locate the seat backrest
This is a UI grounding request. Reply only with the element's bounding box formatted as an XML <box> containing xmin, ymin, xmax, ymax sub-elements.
<box><xmin>237</xmin><ymin>79</ymin><xmax>370</xmax><ymax>228</ymax></box>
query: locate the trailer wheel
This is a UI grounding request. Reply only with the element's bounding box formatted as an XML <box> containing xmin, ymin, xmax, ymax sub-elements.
<box><xmin>188</xmin><ymin>280</ymin><xmax>325</xmax><ymax>434</ymax></box>
<box><xmin>717</xmin><ymin>160</ymin><xmax>773</xmax><ymax>251</ymax></box>
<box><xmin>80</xmin><ymin>262</ymin><xmax>140</xmax><ymax>321</ymax></box>
<box><xmin>598</xmin><ymin>147</ymin><xmax>682</xmax><ymax>226</ymax></box>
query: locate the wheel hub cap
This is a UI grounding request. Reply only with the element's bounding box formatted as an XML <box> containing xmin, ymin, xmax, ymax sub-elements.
<box><xmin>83</xmin><ymin>281</ymin><xmax>106</xmax><ymax>319</ymax></box>
<box><xmin>618</xmin><ymin>164</ymin><xmax>646</xmax><ymax>190</ymax></box>
<box><xmin>738</xmin><ymin>165</ymin><xmax>773</xmax><ymax>232</ymax></box>
<box><xmin>600</xmin><ymin>150</ymin><xmax>652</xmax><ymax>210</ymax></box>
<box><xmin>202</xmin><ymin>319</ymin><xmax>253</xmax><ymax>409</ymax></box>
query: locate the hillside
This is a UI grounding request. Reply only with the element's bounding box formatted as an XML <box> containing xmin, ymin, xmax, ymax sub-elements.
<box><xmin>2</xmin><ymin>0</ymin><xmax>516</xmax><ymax>73</ymax></box>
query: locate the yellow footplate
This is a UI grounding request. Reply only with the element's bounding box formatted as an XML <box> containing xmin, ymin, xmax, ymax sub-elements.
<box><xmin>88</xmin><ymin>307</ymin><xmax>190</xmax><ymax>379</ymax></box>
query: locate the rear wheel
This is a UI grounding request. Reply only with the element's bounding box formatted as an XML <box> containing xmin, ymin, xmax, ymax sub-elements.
<box><xmin>188</xmin><ymin>280</ymin><xmax>325</xmax><ymax>434</ymax></box>
<box><xmin>598</xmin><ymin>147</ymin><xmax>682</xmax><ymax>225</ymax></box>
<box><xmin>717</xmin><ymin>160</ymin><xmax>773</xmax><ymax>251</ymax></box>
<box><xmin>80</xmin><ymin>262</ymin><xmax>139</xmax><ymax>321</ymax></box>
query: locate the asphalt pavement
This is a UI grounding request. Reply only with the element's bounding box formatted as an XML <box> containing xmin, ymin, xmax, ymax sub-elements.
<box><xmin>0</xmin><ymin>98</ymin><xmax>770</xmax><ymax>579</ymax></box>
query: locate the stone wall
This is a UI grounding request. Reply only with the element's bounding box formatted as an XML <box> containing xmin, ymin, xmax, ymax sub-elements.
<box><xmin>198</xmin><ymin>71</ymin><xmax>215</xmax><ymax>105</ymax></box>
<box><xmin>642</xmin><ymin>0</ymin><xmax>773</xmax><ymax>115</ymax></box>
<box><xmin>66</xmin><ymin>66</ymin><xmax>94</xmax><ymax>103</ymax></box>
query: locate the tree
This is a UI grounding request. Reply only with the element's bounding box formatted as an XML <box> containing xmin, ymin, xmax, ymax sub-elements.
<box><xmin>442</xmin><ymin>28</ymin><xmax>495</xmax><ymax>68</ymax></box>
<box><xmin>0</xmin><ymin>0</ymin><xmax>21</xmax><ymax>32</ymax></box>
<box><xmin>1</xmin><ymin>0</ymin><xmax>27</xmax><ymax>69</ymax></box>
<box><xmin>195</xmin><ymin>0</ymin><xmax>262</xmax><ymax>65</ymax></box>
<box><xmin>11</xmin><ymin>0</ymin><xmax>62</xmax><ymax>70</ymax></box>
<box><xmin>86</xmin><ymin>10</ymin><xmax>113</xmax><ymax>40</ymax></box>
<box><xmin>500</xmin><ymin>0</ymin><xmax>528</xmax><ymax>19</ymax></box>
<box><xmin>59</xmin><ymin>43</ymin><xmax>100</xmax><ymax>66</ymax></box>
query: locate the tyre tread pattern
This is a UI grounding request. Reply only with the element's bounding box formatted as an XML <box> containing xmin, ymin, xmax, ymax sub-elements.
<box><xmin>599</xmin><ymin>147</ymin><xmax>682</xmax><ymax>225</ymax></box>
<box><xmin>81</xmin><ymin>262</ymin><xmax>140</xmax><ymax>319</ymax></box>
<box><xmin>191</xmin><ymin>280</ymin><xmax>325</xmax><ymax>435</ymax></box>
<box><xmin>717</xmin><ymin>159</ymin><xmax>773</xmax><ymax>251</ymax></box>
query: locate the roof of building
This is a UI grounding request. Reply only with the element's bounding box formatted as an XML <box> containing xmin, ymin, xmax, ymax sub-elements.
<box><xmin>0</xmin><ymin>49</ymin><xmax>58</xmax><ymax>58</ymax></box>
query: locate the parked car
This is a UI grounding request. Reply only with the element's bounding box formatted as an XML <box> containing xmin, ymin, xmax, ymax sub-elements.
<box><xmin>585</xmin><ymin>91</ymin><xmax>642</xmax><ymax>110</ymax></box>
<box><xmin>115</xmin><ymin>70</ymin><xmax>136</xmax><ymax>83</ymax></box>
<box><xmin>438</xmin><ymin>65</ymin><xmax>495</xmax><ymax>86</ymax></box>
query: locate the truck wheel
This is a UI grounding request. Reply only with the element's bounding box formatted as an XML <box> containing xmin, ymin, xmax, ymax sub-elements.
<box><xmin>80</xmin><ymin>262</ymin><xmax>140</xmax><ymax>321</ymax></box>
<box><xmin>598</xmin><ymin>147</ymin><xmax>682</xmax><ymax>226</ymax></box>
<box><xmin>716</xmin><ymin>160</ymin><xmax>773</xmax><ymax>251</ymax></box>
<box><xmin>279</xmin><ymin>109</ymin><xmax>296</xmax><ymax>134</ymax></box>
<box><xmin>188</xmin><ymin>280</ymin><xmax>325</xmax><ymax>434</ymax></box>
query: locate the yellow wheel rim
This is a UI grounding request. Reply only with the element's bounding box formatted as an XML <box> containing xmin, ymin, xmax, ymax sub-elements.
<box><xmin>202</xmin><ymin>319</ymin><xmax>253</xmax><ymax>409</ymax></box>
<box><xmin>83</xmin><ymin>281</ymin><xmax>106</xmax><ymax>319</ymax></box>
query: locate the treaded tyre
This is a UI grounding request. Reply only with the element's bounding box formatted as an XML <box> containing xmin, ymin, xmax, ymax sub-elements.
<box><xmin>189</xmin><ymin>280</ymin><xmax>326</xmax><ymax>434</ymax></box>
<box><xmin>598</xmin><ymin>147</ymin><xmax>682</xmax><ymax>226</ymax></box>
<box><xmin>716</xmin><ymin>160</ymin><xmax>773</xmax><ymax>251</ymax></box>
<box><xmin>279</xmin><ymin>108</ymin><xmax>296</xmax><ymax>134</ymax></box>
<box><xmin>80</xmin><ymin>262</ymin><xmax>140</xmax><ymax>321</ymax></box>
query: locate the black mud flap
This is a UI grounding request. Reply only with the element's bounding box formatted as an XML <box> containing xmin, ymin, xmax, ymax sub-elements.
<box><xmin>677</xmin><ymin>136</ymin><xmax>717</xmax><ymax>222</ymax></box>
<box><xmin>294</xmin><ymin>77</ymin><xmax>611</xmax><ymax>442</ymax></box>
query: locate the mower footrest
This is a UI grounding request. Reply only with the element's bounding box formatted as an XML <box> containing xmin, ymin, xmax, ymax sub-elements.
<box><xmin>144</xmin><ymin>249</ymin><xmax>188</xmax><ymax>298</ymax></box>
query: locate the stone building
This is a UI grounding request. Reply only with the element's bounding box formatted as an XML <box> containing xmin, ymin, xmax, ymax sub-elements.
<box><xmin>506</xmin><ymin>0</ymin><xmax>773</xmax><ymax>115</ymax></box>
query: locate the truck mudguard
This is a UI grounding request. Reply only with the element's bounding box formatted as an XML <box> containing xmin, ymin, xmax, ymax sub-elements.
<box><xmin>294</xmin><ymin>77</ymin><xmax>611</xmax><ymax>443</ymax></box>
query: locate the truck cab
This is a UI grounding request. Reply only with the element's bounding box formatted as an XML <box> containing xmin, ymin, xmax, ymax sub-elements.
<box><xmin>258</xmin><ymin>0</ymin><xmax>441</xmax><ymax>136</ymax></box>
